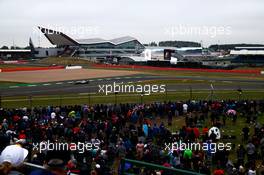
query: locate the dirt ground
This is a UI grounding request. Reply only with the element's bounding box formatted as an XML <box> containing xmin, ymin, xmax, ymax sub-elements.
<box><xmin>0</xmin><ymin>69</ymin><xmax>141</xmax><ymax>83</ymax></box>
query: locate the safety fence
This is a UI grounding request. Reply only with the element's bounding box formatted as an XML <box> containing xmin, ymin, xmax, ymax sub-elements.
<box><xmin>1</xmin><ymin>89</ymin><xmax>263</xmax><ymax>108</ymax></box>
<box><xmin>120</xmin><ymin>158</ymin><xmax>204</xmax><ymax>175</ymax></box>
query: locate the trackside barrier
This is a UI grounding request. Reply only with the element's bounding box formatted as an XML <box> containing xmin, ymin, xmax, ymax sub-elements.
<box><xmin>92</xmin><ymin>64</ymin><xmax>261</xmax><ymax>74</ymax></box>
<box><xmin>65</xmin><ymin>65</ymin><xmax>82</xmax><ymax>69</ymax></box>
<box><xmin>120</xmin><ymin>158</ymin><xmax>204</xmax><ymax>175</ymax></box>
<box><xmin>0</xmin><ymin>66</ymin><xmax>64</xmax><ymax>72</ymax></box>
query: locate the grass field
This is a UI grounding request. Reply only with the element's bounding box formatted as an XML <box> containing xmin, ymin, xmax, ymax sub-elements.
<box><xmin>1</xmin><ymin>90</ymin><xmax>264</xmax><ymax>108</ymax></box>
<box><xmin>0</xmin><ymin>64</ymin><xmax>28</xmax><ymax>68</ymax></box>
<box><xmin>37</xmin><ymin>57</ymin><xmax>93</xmax><ymax>67</ymax></box>
<box><xmin>123</xmin><ymin>69</ymin><xmax>264</xmax><ymax>81</ymax></box>
<box><xmin>0</xmin><ymin>81</ymin><xmax>30</xmax><ymax>87</ymax></box>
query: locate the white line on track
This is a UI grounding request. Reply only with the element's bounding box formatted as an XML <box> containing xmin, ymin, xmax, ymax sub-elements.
<box><xmin>115</xmin><ymin>77</ymin><xmax>121</xmax><ymax>80</ymax></box>
<box><xmin>9</xmin><ymin>86</ymin><xmax>19</xmax><ymax>88</ymax></box>
<box><xmin>56</xmin><ymin>82</ymin><xmax>63</xmax><ymax>85</ymax></box>
<box><xmin>67</xmin><ymin>81</ymin><xmax>73</xmax><ymax>84</ymax></box>
<box><xmin>222</xmin><ymin>81</ymin><xmax>233</xmax><ymax>83</ymax></box>
<box><xmin>43</xmin><ymin>83</ymin><xmax>51</xmax><ymax>86</ymax></box>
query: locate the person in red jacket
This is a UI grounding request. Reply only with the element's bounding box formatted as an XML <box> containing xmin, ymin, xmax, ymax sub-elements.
<box><xmin>193</xmin><ymin>127</ymin><xmax>200</xmax><ymax>139</ymax></box>
<box><xmin>18</xmin><ymin>130</ymin><xmax>26</xmax><ymax>140</ymax></box>
<box><xmin>213</xmin><ymin>167</ymin><xmax>225</xmax><ymax>175</ymax></box>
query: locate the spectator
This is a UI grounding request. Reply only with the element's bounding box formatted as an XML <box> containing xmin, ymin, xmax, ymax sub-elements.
<box><xmin>0</xmin><ymin>144</ymin><xmax>28</xmax><ymax>175</ymax></box>
<box><xmin>246</xmin><ymin>141</ymin><xmax>256</xmax><ymax>162</ymax></box>
<box><xmin>213</xmin><ymin>166</ymin><xmax>225</xmax><ymax>175</ymax></box>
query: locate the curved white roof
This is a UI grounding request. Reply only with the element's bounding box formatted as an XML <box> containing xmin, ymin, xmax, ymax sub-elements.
<box><xmin>38</xmin><ymin>27</ymin><xmax>78</xmax><ymax>46</ymax></box>
<box><xmin>76</xmin><ymin>36</ymin><xmax>137</xmax><ymax>45</ymax></box>
<box><xmin>110</xmin><ymin>36</ymin><xmax>137</xmax><ymax>45</ymax></box>
<box><xmin>75</xmin><ymin>38</ymin><xmax>111</xmax><ymax>45</ymax></box>
<box><xmin>39</xmin><ymin>26</ymin><xmax>141</xmax><ymax>46</ymax></box>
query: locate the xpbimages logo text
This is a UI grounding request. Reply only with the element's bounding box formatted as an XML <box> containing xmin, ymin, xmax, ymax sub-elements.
<box><xmin>164</xmin><ymin>141</ymin><xmax>232</xmax><ymax>154</ymax></box>
<box><xmin>98</xmin><ymin>82</ymin><xmax>166</xmax><ymax>95</ymax></box>
<box><xmin>32</xmin><ymin>141</ymin><xmax>100</xmax><ymax>153</ymax></box>
<box><xmin>164</xmin><ymin>127</ymin><xmax>232</xmax><ymax>153</ymax></box>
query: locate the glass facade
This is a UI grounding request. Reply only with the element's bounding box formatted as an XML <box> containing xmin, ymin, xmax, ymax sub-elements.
<box><xmin>81</xmin><ymin>42</ymin><xmax>115</xmax><ymax>49</ymax></box>
<box><xmin>74</xmin><ymin>40</ymin><xmax>145</xmax><ymax>58</ymax></box>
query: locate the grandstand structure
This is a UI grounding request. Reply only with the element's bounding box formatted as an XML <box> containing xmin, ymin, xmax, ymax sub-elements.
<box><xmin>36</xmin><ymin>27</ymin><xmax>145</xmax><ymax>58</ymax></box>
<box><xmin>0</xmin><ymin>49</ymin><xmax>31</xmax><ymax>59</ymax></box>
<box><xmin>230</xmin><ymin>47</ymin><xmax>264</xmax><ymax>65</ymax></box>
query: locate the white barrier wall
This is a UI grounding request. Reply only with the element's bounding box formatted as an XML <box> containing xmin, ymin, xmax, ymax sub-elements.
<box><xmin>65</xmin><ymin>66</ymin><xmax>82</xmax><ymax>69</ymax></box>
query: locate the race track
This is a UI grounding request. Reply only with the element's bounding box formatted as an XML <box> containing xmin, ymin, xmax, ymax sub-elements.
<box><xmin>1</xmin><ymin>74</ymin><xmax>264</xmax><ymax>96</ymax></box>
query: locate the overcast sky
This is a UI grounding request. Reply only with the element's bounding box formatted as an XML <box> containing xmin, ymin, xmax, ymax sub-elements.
<box><xmin>0</xmin><ymin>0</ymin><xmax>264</xmax><ymax>47</ymax></box>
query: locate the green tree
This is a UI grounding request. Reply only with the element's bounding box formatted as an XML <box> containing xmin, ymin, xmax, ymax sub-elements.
<box><xmin>149</xmin><ymin>42</ymin><xmax>158</xmax><ymax>46</ymax></box>
<box><xmin>1</xmin><ymin>46</ymin><xmax>8</xmax><ymax>49</ymax></box>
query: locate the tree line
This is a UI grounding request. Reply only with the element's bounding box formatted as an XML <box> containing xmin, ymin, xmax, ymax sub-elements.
<box><xmin>1</xmin><ymin>46</ymin><xmax>30</xmax><ymax>49</ymax></box>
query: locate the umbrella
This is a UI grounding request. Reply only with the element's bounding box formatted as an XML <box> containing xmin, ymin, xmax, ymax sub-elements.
<box><xmin>22</xmin><ymin>116</ymin><xmax>29</xmax><ymax>121</ymax></box>
<box><xmin>50</xmin><ymin>112</ymin><xmax>56</xmax><ymax>119</ymax></box>
<box><xmin>226</xmin><ymin>109</ymin><xmax>237</xmax><ymax>116</ymax></box>
<box><xmin>208</xmin><ymin>127</ymin><xmax>221</xmax><ymax>140</ymax></box>
<box><xmin>143</xmin><ymin>124</ymin><xmax>148</xmax><ymax>136</ymax></box>
<box><xmin>68</xmin><ymin>111</ymin><xmax>76</xmax><ymax>118</ymax></box>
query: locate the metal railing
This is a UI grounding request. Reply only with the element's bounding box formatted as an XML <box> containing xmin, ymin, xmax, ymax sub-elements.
<box><xmin>120</xmin><ymin>158</ymin><xmax>204</xmax><ymax>175</ymax></box>
<box><xmin>0</xmin><ymin>89</ymin><xmax>258</xmax><ymax>108</ymax></box>
<box><xmin>23</xmin><ymin>159</ymin><xmax>204</xmax><ymax>175</ymax></box>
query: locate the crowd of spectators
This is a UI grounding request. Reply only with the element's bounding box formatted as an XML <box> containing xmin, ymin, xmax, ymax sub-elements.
<box><xmin>0</xmin><ymin>100</ymin><xmax>264</xmax><ymax>175</ymax></box>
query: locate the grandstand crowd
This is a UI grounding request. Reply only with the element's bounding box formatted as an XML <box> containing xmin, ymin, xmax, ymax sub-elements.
<box><xmin>0</xmin><ymin>100</ymin><xmax>264</xmax><ymax>175</ymax></box>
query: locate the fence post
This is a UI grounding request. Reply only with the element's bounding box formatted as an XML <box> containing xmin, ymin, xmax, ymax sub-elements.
<box><xmin>87</xmin><ymin>80</ymin><xmax>91</xmax><ymax>104</ymax></box>
<box><xmin>29</xmin><ymin>96</ymin><xmax>32</xmax><ymax>108</ymax></box>
<box><xmin>165</xmin><ymin>84</ymin><xmax>168</xmax><ymax>102</ymax></box>
<box><xmin>190</xmin><ymin>85</ymin><xmax>193</xmax><ymax>100</ymax></box>
<box><xmin>89</xmin><ymin>93</ymin><xmax>91</xmax><ymax>104</ymax></box>
<box><xmin>120</xmin><ymin>159</ymin><xmax>125</xmax><ymax>175</ymax></box>
<box><xmin>115</xmin><ymin>92</ymin><xmax>118</xmax><ymax>104</ymax></box>
<box><xmin>237</xmin><ymin>88</ymin><xmax>242</xmax><ymax>101</ymax></box>
<box><xmin>59</xmin><ymin>95</ymin><xmax>62</xmax><ymax>106</ymax></box>
<box><xmin>140</xmin><ymin>93</ymin><xmax>144</xmax><ymax>104</ymax></box>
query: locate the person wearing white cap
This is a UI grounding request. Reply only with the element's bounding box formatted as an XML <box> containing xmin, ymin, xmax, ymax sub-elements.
<box><xmin>0</xmin><ymin>144</ymin><xmax>28</xmax><ymax>175</ymax></box>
